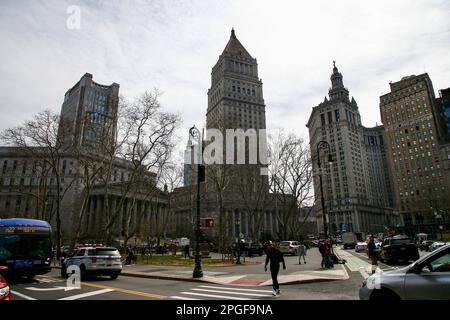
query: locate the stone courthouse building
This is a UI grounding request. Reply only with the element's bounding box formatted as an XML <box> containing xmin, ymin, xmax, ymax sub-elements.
<box><xmin>0</xmin><ymin>74</ymin><xmax>168</xmax><ymax>246</ymax></box>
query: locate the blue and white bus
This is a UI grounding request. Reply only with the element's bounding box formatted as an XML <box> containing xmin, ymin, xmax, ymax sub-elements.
<box><xmin>0</xmin><ymin>218</ymin><xmax>52</xmax><ymax>279</ymax></box>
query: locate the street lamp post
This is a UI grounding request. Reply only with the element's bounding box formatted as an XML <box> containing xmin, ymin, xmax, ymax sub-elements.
<box><xmin>316</xmin><ymin>141</ymin><xmax>333</xmax><ymax>241</ymax></box>
<box><xmin>190</xmin><ymin>125</ymin><xmax>203</xmax><ymax>278</ymax></box>
<box><xmin>235</xmin><ymin>218</ymin><xmax>241</xmax><ymax>264</ymax></box>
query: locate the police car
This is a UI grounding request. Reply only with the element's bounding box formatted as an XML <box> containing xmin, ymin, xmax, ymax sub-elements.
<box><xmin>61</xmin><ymin>245</ymin><xmax>122</xmax><ymax>280</ymax></box>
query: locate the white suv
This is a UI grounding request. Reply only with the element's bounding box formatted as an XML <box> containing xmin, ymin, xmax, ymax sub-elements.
<box><xmin>61</xmin><ymin>247</ymin><xmax>122</xmax><ymax>280</ymax></box>
<box><xmin>279</xmin><ymin>241</ymin><xmax>300</xmax><ymax>255</ymax></box>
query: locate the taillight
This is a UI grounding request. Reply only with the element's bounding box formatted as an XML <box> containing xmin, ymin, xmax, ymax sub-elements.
<box><xmin>91</xmin><ymin>257</ymin><xmax>97</xmax><ymax>263</ymax></box>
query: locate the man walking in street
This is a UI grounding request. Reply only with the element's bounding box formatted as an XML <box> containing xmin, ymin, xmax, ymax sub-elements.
<box><xmin>264</xmin><ymin>241</ymin><xmax>286</xmax><ymax>296</ymax></box>
<box><xmin>367</xmin><ymin>235</ymin><xmax>380</xmax><ymax>274</ymax></box>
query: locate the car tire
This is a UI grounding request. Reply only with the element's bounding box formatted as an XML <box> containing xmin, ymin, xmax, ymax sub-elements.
<box><xmin>370</xmin><ymin>288</ymin><xmax>400</xmax><ymax>301</ymax></box>
<box><xmin>80</xmin><ymin>265</ymin><xmax>87</xmax><ymax>280</ymax></box>
<box><xmin>110</xmin><ymin>272</ymin><xmax>120</xmax><ymax>280</ymax></box>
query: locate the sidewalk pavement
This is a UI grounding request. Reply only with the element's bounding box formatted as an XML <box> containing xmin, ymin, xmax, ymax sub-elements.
<box><xmin>53</xmin><ymin>248</ymin><xmax>349</xmax><ymax>286</ymax></box>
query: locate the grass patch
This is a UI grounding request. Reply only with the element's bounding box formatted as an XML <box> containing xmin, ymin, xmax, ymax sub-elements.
<box><xmin>135</xmin><ymin>254</ymin><xmax>261</xmax><ymax>267</ymax></box>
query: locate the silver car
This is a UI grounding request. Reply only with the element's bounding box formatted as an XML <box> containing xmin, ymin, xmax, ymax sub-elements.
<box><xmin>279</xmin><ymin>241</ymin><xmax>300</xmax><ymax>255</ymax></box>
<box><xmin>359</xmin><ymin>244</ymin><xmax>450</xmax><ymax>300</ymax></box>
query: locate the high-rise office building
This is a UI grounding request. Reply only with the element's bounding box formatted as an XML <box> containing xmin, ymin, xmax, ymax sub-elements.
<box><xmin>58</xmin><ymin>73</ymin><xmax>120</xmax><ymax>153</ymax></box>
<box><xmin>206</xmin><ymin>29</ymin><xmax>267</xmax><ymax>190</ymax></box>
<box><xmin>307</xmin><ymin>62</ymin><xmax>393</xmax><ymax>235</ymax></box>
<box><xmin>380</xmin><ymin>74</ymin><xmax>450</xmax><ymax>236</ymax></box>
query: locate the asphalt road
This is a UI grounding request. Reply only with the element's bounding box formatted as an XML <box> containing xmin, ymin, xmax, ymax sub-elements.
<box><xmin>9</xmin><ymin>248</ymin><xmax>430</xmax><ymax>301</ymax></box>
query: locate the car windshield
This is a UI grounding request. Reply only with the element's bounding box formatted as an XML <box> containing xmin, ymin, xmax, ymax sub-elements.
<box><xmin>390</xmin><ymin>238</ymin><xmax>410</xmax><ymax>245</ymax></box>
<box><xmin>280</xmin><ymin>242</ymin><xmax>290</xmax><ymax>246</ymax></box>
<box><xmin>93</xmin><ymin>248</ymin><xmax>120</xmax><ymax>256</ymax></box>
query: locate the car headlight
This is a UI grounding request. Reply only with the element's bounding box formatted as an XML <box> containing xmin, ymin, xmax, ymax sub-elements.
<box><xmin>0</xmin><ymin>285</ymin><xmax>10</xmax><ymax>296</ymax></box>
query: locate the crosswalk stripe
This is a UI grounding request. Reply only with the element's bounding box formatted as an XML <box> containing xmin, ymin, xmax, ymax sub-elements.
<box><xmin>199</xmin><ymin>285</ymin><xmax>272</xmax><ymax>293</ymax></box>
<box><xmin>58</xmin><ymin>288</ymin><xmax>114</xmax><ymax>300</ymax></box>
<box><xmin>192</xmin><ymin>288</ymin><xmax>271</xmax><ymax>297</ymax></box>
<box><xmin>170</xmin><ymin>296</ymin><xmax>200</xmax><ymax>300</ymax></box>
<box><xmin>37</xmin><ymin>278</ymin><xmax>62</xmax><ymax>283</ymax></box>
<box><xmin>180</xmin><ymin>291</ymin><xmax>253</xmax><ymax>300</ymax></box>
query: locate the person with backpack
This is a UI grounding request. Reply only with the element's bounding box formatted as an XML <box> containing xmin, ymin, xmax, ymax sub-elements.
<box><xmin>264</xmin><ymin>241</ymin><xmax>286</xmax><ymax>296</ymax></box>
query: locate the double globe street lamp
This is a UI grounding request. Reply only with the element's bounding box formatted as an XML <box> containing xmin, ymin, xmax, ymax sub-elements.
<box><xmin>316</xmin><ymin>140</ymin><xmax>333</xmax><ymax>241</ymax></box>
<box><xmin>189</xmin><ymin>125</ymin><xmax>204</xmax><ymax>278</ymax></box>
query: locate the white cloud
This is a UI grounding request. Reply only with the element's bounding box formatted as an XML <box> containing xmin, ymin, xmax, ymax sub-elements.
<box><xmin>0</xmin><ymin>0</ymin><xmax>449</xmax><ymax>154</ymax></box>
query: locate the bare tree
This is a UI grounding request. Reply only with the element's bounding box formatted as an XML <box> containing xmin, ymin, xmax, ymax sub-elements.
<box><xmin>1</xmin><ymin>109</ymin><xmax>73</xmax><ymax>257</ymax></box>
<box><xmin>101</xmin><ymin>90</ymin><xmax>180</xmax><ymax>250</ymax></box>
<box><xmin>268</xmin><ymin>131</ymin><xmax>313</xmax><ymax>240</ymax></box>
<box><xmin>235</xmin><ymin>166</ymin><xmax>271</xmax><ymax>241</ymax></box>
<box><xmin>68</xmin><ymin>151</ymin><xmax>104</xmax><ymax>251</ymax></box>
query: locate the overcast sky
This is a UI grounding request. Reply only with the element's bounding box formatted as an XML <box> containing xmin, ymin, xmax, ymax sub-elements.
<box><xmin>1</xmin><ymin>0</ymin><xmax>449</xmax><ymax>160</ymax></box>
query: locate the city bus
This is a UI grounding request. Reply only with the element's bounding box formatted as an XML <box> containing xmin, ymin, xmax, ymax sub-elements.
<box><xmin>0</xmin><ymin>218</ymin><xmax>52</xmax><ymax>279</ymax></box>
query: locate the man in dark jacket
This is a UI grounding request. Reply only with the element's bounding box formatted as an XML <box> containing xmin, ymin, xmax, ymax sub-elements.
<box><xmin>318</xmin><ymin>241</ymin><xmax>325</xmax><ymax>268</ymax></box>
<box><xmin>264</xmin><ymin>241</ymin><xmax>286</xmax><ymax>296</ymax></box>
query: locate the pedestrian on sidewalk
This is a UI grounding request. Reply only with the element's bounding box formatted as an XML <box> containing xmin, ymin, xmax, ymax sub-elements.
<box><xmin>264</xmin><ymin>240</ymin><xmax>286</xmax><ymax>296</ymax></box>
<box><xmin>298</xmin><ymin>244</ymin><xmax>307</xmax><ymax>264</ymax></box>
<box><xmin>367</xmin><ymin>235</ymin><xmax>380</xmax><ymax>274</ymax></box>
<box><xmin>323</xmin><ymin>240</ymin><xmax>333</xmax><ymax>268</ymax></box>
<box><xmin>318</xmin><ymin>240</ymin><xmax>325</xmax><ymax>268</ymax></box>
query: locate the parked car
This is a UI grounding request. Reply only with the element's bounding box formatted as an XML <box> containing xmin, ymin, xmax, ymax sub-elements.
<box><xmin>279</xmin><ymin>241</ymin><xmax>300</xmax><ymax>255</ymax></box>
<box><xmin>61</xmin><ymin>246</ymin><xmax>122</xmax><ymax>280</ymax></box>
<box><xmin>379</xmin><ymin>235</ymin><xmax>420</xmax><ymax>264</ymax></box>
<box><xmin>355</xmin><ymin>242</ymin><xmax>367</xmax><ymax>253</ymax></box>
<box><xmin>0</xmin><ymin>266</ymin><xmax>10</xmax><ymax>301</ymax></box>
<box><xmin>243</xmin><ymin>242</ymin><xmax>264</xmax><ymax>256</ymax></box>
<box><xmin>419</xmin><ymin>240</ymin><xmax>435</xmax><ymax>252</ymax></box>
<box><xmin>360</xmin><ymin>243</ymin><xmax>450</xmax><ymax>300</ymax></box>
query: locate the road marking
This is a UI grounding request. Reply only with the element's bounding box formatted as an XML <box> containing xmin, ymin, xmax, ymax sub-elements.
<box><xmin>80</xmin><ymin>281</ymin><xmax>167</xmax><ymax>300</ymax></box>
<box><xmin>58</xmin><ymin>288</ymin><xmax>114</xmax><ymax>300</ymax></box>
<box><xmin>170</xmin><ymin>295</ymin><xmax>200</xmax><ymax>300</ymax></box>
<box><xmin>11</xmin><ymin>290</ymin><xmax>37</xmax><ymax>300</ymax></box>
<box><xmin>199</xmin><ymin>285</ymin><xmax>272</xmax><ymax>293</ymax></box>
<box><xmin>25</xmin><ymin>286</ymin><xmax>66</xmax><ymax>291</ymax></box>
<box><xmin>192</xmin><ymin>288</ymin><xmax>271</xmax><ymax>297</ymax></box>
<box><xmin>180</xmin><ymin>291</ymin><xmax>252</xmax><ymax>300</ymax></box>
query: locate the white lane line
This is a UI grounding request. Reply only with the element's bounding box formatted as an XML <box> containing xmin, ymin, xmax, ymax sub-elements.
<box><xmin>180</xmin><ymin>291</ymin><xmax>252</xmax><ymax>300</ymax></box>
<box><xmin>25</xmin><ymin>286</ymin><xmax>66</xmax><ymax>291</ymax></box>
<box><xmin>199</xmin><ymin>285</ymin><xmax>272</xmax><ymax>293</ymax></box>
<box><xmin>170</xmin><ymin>296</ymin><xmax>200</xmax><ymax>300</ymax></box>
<box><xmin>192</xmin><ymin>288</ymin><xmax>271</xmax><ymax>297</ymax></box>
<box><xmin>58</xmin><ymin>288</ymin><xmax>114</xmax><ymax>300</ymax></box>
<box><xmin>11</xmin><ymin>290</ymin><xmax>37</xmax><ymax>300</ymax></box>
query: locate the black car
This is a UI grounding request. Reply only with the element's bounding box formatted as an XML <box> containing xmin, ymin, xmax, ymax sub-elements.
<box><xmin>243</xmin><ymin>242</ymin><xmax>264</xmax><ymax>256</ymax></box>
<box><xmin>379</xmin><ymin>235</ymin><xmax>420</xmax><ymax>264</ymax></box>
